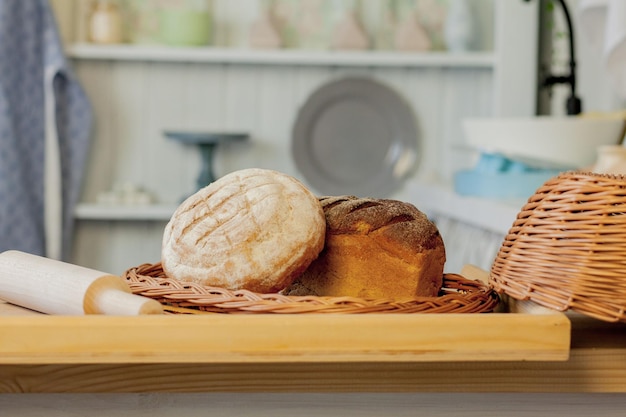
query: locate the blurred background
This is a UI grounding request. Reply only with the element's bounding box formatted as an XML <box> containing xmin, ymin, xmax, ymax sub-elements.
<box><xmin>9</xmin><ymin>0</ymin><xmax>622</xmax><ymax>274</ymax></box>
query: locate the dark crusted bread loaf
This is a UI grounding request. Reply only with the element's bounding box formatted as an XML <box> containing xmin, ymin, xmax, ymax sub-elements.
<box><xmin>283</xmin><ymin>195</ymin><xmax>446</xmax><ymax>300</ymax></box>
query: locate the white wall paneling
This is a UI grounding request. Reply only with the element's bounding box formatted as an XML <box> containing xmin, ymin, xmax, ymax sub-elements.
<box><xmin>74</xmin><ymin>60</ymin><xmax>497</xmax><ymax>196</ymax></box>
<box><xmin>70</xmin><ymin>59</ymin><xmax>497</xmax><ymax>273</ymax></box>
<box><xmin>492</xmin><ymin>0</ymin><xmax>538</xmax><ymax>116</ymax></box>
<box><xmin>51</xmin><ymin>1</ymin><xmax>541</xmax><ymax>273</ymax></box>
<box><xmin>73</xmin><ymin>220</ymin><xmax>166</xmax><ymax>274</ymax></box>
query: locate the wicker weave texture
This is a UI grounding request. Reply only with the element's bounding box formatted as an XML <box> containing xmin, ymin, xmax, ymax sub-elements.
<box><xmin>124</xmin><ymin>263</ymin><xmax>500</xmax><ymax>314</ymax></box>
<box><xmin>490</xmin><ymin>171</ymin><xmax>626</xmax><ymax>322</ymax></box>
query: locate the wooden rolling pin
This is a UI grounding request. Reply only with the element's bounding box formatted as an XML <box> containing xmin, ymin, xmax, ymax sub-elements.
<box><xmin>0</xmin><ymin>250</ymin><xmax>163</xmax><ymax>315</ymax></box>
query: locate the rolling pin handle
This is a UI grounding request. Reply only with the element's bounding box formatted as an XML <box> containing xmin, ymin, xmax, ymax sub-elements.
<box><xmin>94</xmin><ymin>289</ymin><xmax>163</xmax><ymax>315</ymax></box>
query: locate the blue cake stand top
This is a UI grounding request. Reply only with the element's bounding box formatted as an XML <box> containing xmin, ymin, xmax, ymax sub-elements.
<box><xmin>164</xmin><ymin>131</ymin><xmax>249</xmax><ymax>194</ymax></box>
<box><xmin>164</xmin><ymin>131</ymin><xmax>249</xmax><ymax>144</ymax></box>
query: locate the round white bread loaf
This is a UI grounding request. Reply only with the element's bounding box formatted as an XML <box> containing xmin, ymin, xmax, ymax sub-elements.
<box><xmin>161</xmin><ymin>168</ymin><xmax>326</xmax><ymax>293</ymax></box>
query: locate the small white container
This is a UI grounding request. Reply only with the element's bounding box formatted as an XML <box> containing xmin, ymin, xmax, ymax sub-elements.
<box><xmin>593</xmin><ymin>145</ymin><xmax>626</xmax><ymax>174</ymax></box>
<box><xmin>89</xmin><ymin>0</ymin><xmax>123</xmax><ymax>44</ymax></box>
<box><xmin>444</xmin><ymin>0</ymin><xmax>475</xmax><ymax>52</ymax></box>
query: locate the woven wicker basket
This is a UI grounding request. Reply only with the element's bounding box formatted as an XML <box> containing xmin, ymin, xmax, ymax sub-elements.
<box><xmin>124</xmin><ymin>263</ymin><xmax>500</xmax><ymax>314</ymax></box>
<box><xmin>490</xmin><ymin>171</ymin><xmax>626</xmax><ymax>323</ymax></box>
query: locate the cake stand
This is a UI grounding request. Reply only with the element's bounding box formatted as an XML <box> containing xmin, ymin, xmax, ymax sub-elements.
<box><xmin>164</xmin><ymin>131</ymin><xmax>249</xmax><ymax>192</ymax></box>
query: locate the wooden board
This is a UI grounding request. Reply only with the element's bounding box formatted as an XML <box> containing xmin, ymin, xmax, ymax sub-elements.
<box><xmin>3</xmin><ymin>312</ymin><xmax>626</xmax><ymax>394</ymax></box>
<box><xmin>0</xmin><ymin>298</ymin><xmax>570</xmax><ymax>364</ymax></box>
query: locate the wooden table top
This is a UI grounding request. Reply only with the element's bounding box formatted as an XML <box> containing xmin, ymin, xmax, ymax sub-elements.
<box><xmin>0</xmin><ymin>298</ymin><xmax>624</xmax><ymax>393</ymax></box>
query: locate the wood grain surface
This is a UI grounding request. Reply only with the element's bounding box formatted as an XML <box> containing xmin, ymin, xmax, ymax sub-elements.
<box><xmin>0</xmin><ymin>347</ymin><xmax>624</xmax><ymax>394</ymax></box>
<box><xmin>0</xmin><ymin>303</ymin><xmax>570</xmax><ymax>364</ymax></box>
<box><xmin>0</xmin><ymin>304</ymin><xmax>622</xmax><ymax>394</ymax></box>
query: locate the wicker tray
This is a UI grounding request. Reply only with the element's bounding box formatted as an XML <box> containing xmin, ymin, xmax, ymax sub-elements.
<box><xmin>491</xmin><ymin>171</ymin><xmax>626</xmax><ymax>323</ymax></box>
<box><xmin>124</xmin><ymin>263</ymin><xmax>500</xmax><ymax>314</ymax></box>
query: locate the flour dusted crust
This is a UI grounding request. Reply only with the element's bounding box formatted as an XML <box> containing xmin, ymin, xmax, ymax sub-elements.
<box><xmin>161</xmin><ymin>168</ymin><xmax>326</xmax><ymax>293</ymax></box>
<box><xmin>284</xmin><ymin>195</ymin><xmax>446</xmax><ymax>299</ymax></box>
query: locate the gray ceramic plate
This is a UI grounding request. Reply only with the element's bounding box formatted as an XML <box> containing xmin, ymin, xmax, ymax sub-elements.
<box><xmin>291</xmin><ymin>77</ymin><xmax>420</xmax><ymax>198</ymax></box>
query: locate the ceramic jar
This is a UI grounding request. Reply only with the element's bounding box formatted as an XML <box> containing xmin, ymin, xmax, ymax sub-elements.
<box><xmin>159</xmin><ymin>8</ymin><xmax>212</xmax><ymax>46</ymax></box>
<box><xmin>592</xmin><ymin>145</ymin><xmax>626</xmax><ymax>174</ymax></box>
<box><xmin>444</xmin><ymin>0</ymin><xmax>475</xmax><ymax>52</ymax></box>
<box><xmin>89</xmin><ymin>0</ymin><xmax>123</xmax><ymax>44</ymax></box>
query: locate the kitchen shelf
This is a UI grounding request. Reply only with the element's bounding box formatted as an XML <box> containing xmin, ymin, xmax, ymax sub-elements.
<box><xmin>67</xmin><ymin>43</ymin><xmax>496</xmax><ymax>68</ymax></box>
<box><xmin>74</xmin><ymin>203</ymin><xmax>176</xmax><ymax>221</ymax></box>
<box><xmin>74</xmin><ymin>182</ymin><xmax>524</xmax><ymax>228</ymax></box>
<box><xmin>405</xmin><ymin>180</ymin><xmax>525</xmax><ymax>235</ymax></box>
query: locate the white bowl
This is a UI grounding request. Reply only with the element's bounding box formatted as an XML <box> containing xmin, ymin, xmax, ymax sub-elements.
<box><xmin>463</xmin><ymin>116</ymin><xmax>626</xmax><ymax>169</ymax></box>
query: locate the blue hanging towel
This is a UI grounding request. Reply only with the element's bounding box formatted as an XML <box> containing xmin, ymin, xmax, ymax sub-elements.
<box><xmin>0</xmin><ymin>0</ymin><xmax>93</xmax><ymax>260</ymax></box>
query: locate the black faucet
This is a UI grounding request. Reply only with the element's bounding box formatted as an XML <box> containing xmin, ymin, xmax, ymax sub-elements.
<box><xmin>526</xmin><ymin>0</ymin><xmax>582</xmax><ymax>115</ymax></box>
